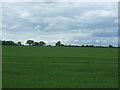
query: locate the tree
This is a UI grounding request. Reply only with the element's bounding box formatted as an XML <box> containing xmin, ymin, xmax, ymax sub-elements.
<box><xmin>17</xmin><ymin>42</ymin><xmax>22</xmax><ymax>46</ymax></box>
<box><xmin>89</xmin><ymin>45</ymin><xmax>94</xmax><ymax>47</ymax></box>
<box><xmin>2</xmin><ymin>40</ymin><xmax>16</xmax><ymax>45</ymax></box>
<box><xmin>81</xmin><ymin>45</ymin><xmax>84</xmax><ymax>47</ymax></box>
<box><xmin>56</xmin><ymin>41</ymin><xmax>61</xmax><ymax>46</ymax></box>
<box><xmin>109</xmin><ymin>45</ymin><xmax>113</xmax><ymax>48</ymax></box>
<box><xmin>47</xmin><ymin>45</ymin><xmax>51</xmax><ymax>46</ymax></box>
<box><xmin>0</xmin><ymin>40</ymin><xmax>2</xmax><ymax>45</ymax></box>
<box><xmin>7</xmin><ymin>41</ymin><xmax>15</xmax><ymax>45</ymax></box>
<box><xmin>2</xmin><ymin>40</ymin><xmax>6</xmax><ymax>45</ymax></box>
<box><xmin>34</xmin><ymin>42</ymin><xmax>39</xmax><ymax>46</ymax></box>
<box><xmin>26</xmin><ymin>40</ymin><xmax>34</xmax><ymax>46</ymax></box>
<box><xmin>61</xmin><ymin>44</ymin><xmax>64</xmax><ymax>46</ymax></box>
<box><xmin>39</xmin><ymin>41</ymin><xmax>46</xmax><ymax>46</ymax></box>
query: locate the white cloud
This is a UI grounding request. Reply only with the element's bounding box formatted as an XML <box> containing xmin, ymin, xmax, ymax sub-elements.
<box><xmin>1</xmin><ymin>24</ymin><xmax>8</xmax><ymax>28</ymax></box>
<box><xmin>20</xmin><ymin>12</ymin><xmax>30</xmax><ymax>19</ymax></box>
<box><xmin>34</xmin><ymin>25</ymin><xmax>42</xmax><ymax>29</ymax></box>
<box><xmin>103</xmin><ymin>40</ymin><xmax>107</xmax><ymax>43</ymax></box>
<box><xmin>81</xmin><ymin>40</ymin><xmax>91</xmax><ymax>43</ymax></box>
<box><xmin>74</xmin><ymin>39</ymin><xmax>79</xmax><ymax>42</ymax></box>
<box><xmin>95</xmin><ymin>40</ymin><xmax>108</xmax><ymax>43</ymax></box>
<box><xmin>10</xmin><ymin>25</ymin><xmax>19</xmax><ymax>28</ymax></box>
<box><xmin>100</xmin><ymin>11</ymin><xmax>111</xmax><ymax>17</ymax></box>
<box><xmin>114</xmin><ymin>19</ymin><xmax>118</xmax><ymax>23</ymax></box>
<box><xmin>95</xmin><ymin>40</ymin><xmax>100</xmax><ymax>43</ymax></box>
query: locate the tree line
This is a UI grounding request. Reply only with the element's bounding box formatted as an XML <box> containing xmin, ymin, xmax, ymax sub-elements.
<box><xmin>0</xmin><ymin>40</ymin><xmax>116</xmax><ymax>48</ymax></box>
<box><xmin>1</xmin><ymin>40</ymin><xmax>62</xmax><ymax>46</ymax></box>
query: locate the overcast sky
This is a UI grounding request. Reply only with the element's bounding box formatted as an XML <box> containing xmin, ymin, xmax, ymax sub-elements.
<box><xmin>1</xmin><ymin>2</ymin><xmax>118</xmax><ymax>46</ymax></box>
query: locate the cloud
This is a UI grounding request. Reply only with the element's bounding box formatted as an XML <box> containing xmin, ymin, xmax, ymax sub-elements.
<box><xmin>20</xmin><ymin>12</ymin><xmax>30</xmax><ymax>19</ymax></box>
<box><xmin>2</xmin><ymin>0</ymin><xmax>119</xmax><ymax>2</ymax></box>
<box><xmin>93</xmin><ymin>31</ymin><xmax>118</xmax><ymax>37</ymax></box>
<box><xmin>2</xmin><ymin>2</ymin><xmax>118</xmax><ymax>46</ymax></box>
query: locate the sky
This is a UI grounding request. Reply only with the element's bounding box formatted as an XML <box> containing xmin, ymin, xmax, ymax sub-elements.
<box><xmin>1</xmin><ymin>2</ymin><xmax>118</xmax><ymax>46</ymax></box>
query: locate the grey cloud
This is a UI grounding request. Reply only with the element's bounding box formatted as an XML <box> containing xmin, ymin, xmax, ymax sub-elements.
<box><xmin>2</xmin><ymin>2</ymin><xmax>118</xmax><ymax>46</ymax></box>
<box><xmin>93</xmin><ymin>32</ymin><xmax>118</xmax><ymax>37</ymax></box>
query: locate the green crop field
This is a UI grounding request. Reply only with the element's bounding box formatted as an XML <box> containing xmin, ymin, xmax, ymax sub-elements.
<box><xmin>2</xmin><ymin>46</ymin><xmax>118</xmax><ymax>88</ymax></box>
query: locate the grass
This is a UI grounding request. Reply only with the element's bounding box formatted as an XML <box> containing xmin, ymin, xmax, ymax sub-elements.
<box><xmin>2</xmin><ymin>46</ymin><xmax>118</xmax><ymax>88</ymax></box>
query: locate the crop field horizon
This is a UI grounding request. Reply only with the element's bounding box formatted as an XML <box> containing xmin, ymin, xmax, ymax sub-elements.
<box><xmin>2</xmin><ymin>46</ymin><xmax>118</xmax><ymax>88</ymax></box>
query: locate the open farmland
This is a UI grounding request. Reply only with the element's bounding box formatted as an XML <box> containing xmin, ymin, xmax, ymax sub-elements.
<box><xmin>2</xmin><ymin>46</ymin><xmax>118</xmax><ymax>88</ymax></box>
